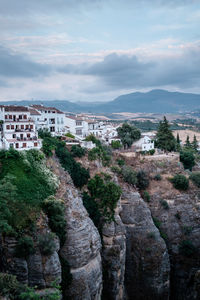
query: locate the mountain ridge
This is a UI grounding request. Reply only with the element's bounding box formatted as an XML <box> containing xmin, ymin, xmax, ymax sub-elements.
<box><xmin>1</xmin><ymin>89</ymin><xmax>200</xmax><ymax>113</ymax></box>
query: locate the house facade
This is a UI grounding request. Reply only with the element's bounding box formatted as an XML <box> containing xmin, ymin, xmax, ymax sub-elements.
<box><xmin>132</xmin><ymin>134</ymin><xmax>155</xmax><ymax>152</ymax></box>
<box><xmin>30</xmin><ymin>105</ymin><xmax>66</xmax><ymax>135</ymax></box>
<box><xmin>0</xmin><ymin>106</ymin><xmax>41</xmax><ymax>151</ymax></box>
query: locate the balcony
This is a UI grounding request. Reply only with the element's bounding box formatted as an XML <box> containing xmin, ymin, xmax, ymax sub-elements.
<box><xmin>5</xmin><ymin>118</ymin><xmax>34</xmax><ymax>123</ymax></box>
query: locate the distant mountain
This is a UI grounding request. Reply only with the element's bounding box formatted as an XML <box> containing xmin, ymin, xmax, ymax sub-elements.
<box><xmin>1</xmin><ymin>90</ymin><xmax>200</xmax><ymax>114</ymax></box>
<box><xmin>94</xmin><ymin>90</ymin><xmax>200</xmax><ymax>114</ymax></box>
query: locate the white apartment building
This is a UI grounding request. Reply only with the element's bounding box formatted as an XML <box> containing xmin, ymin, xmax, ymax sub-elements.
<box><xmin>0</xmin><ymin>105</ymin><xmax>41</xmax><ymax>151</ymax></box>
<box><xmin>30</xmin><ymin>105</ymin><xmax>66</xmax><ymax>135</ymax></box>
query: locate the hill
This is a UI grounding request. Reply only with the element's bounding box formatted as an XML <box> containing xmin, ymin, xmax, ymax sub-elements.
<box><xmin>1</xmin><ymin>89</ymin><xmax>200</xmax><ymax>113</ymax></box>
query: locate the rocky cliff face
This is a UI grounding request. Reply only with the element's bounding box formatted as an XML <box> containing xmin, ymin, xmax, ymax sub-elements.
<box><xmin>101</xmin><ymin>201</ymin><xmax>126</xmax><ymax>300</ymax></box>
<box><xmin>0</xmin><ymin>215</ymin><xmax>61</xmax><ymax>294</ymax></box>
<box><xmin>120</xmin><ymin>188</ymin><xmax>170</xmax><ymax>300</ymax></box>
<box><xmin>149</xmin><ymin>190</ymin><xmax>200</xmax><ymax>300</ymax></box>
<box><xmin>47</xmin><ymin>156</ymin><xmax>102</xmax><ymax>300</ymax></box>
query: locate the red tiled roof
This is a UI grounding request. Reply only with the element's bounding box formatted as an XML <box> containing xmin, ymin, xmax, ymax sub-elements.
<box><xmin>31</xmin><ymin>104</ymin><xmax>63</xmax><ymax>114</ymax></box>
<box><xmin>28</xmin><ymin>108</ymin><xmax>41</xmax><ymax>115</ymax></box>
<box><xmin>0</xmin><ymin>105</ymin><xmax>29</xmax><ymax>112</ymax></box>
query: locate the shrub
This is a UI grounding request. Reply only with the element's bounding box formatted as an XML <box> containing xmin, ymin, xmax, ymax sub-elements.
<box><xmin>0</xmin><ymin>273</ymin><xmax>22</xmax><ymax>297</ymax></box>
<box><xmin>152</xmin><ymin>217</ymin><xmax>162</xmax><ymax>229</ymax></box>
<box><xmin>65</xmin><ymin>132</ymin><xmax>75</xmax><ymax>138</ymax></box>
<box><xmin>189</xmin><ymin>172</ymin><xmax>200</xmax><ymax>188</ymax></box>
<box><xmin>171</xmin><ymin>174</ymin><xmax>189</xmax><ymax>191</ymax></box>
<box><xmin>110</xmin><ymin>165</ymin><xmax>121</xmax><ymax>174</ymax></box>
<box><xmin>85</xmin><ymin>134</ymin><xmax>101</xmax><ymax>147</ymax></box>
<box><xmin>180</xmin><ymin>150</ymin><xmax>195</xmax><ymax>170</ymax></box>
<box><xmin>111</xmin><ymin>140</ymin><xmax>122</xmax><ymax>149</ymax></box>
<box><xmin>116</xmin><ymin>158</ymin><xmax>125</xmax><ymax>166</ymax></box>
<box><xmin>179</xmin><ymin>240</ymin><xmax>197</xmax><ymax>257</ymax></box>
<box><xmin>70</xmin><ymin>145</ymin><xmax>85</xmax><ymax>157</ymax></box>
<box><xmin>160</xmin><ymin>199</ymin><xmax>169</xmax><ymax>209</ymax></box>
<box><xmin>82</xmin><ymin>192</ymin><xmax>101</xmax><ymax>230</ymax></box>
<box><xmin>136</xmin><ymin>170</ymin><xmax>149</xmax><ymax>190</ymax></box>
<box><xmin>154</xmin><ymin>174</ymin><xmax>162</xmax><ymax>181</ymax></box>
<box><xmin>143</xmin><ymin>190</ymin><xmax>150</xmax><ymax>202</ymax></box>
<box><xmin>15</xmin><ymin>236</ymin><xmax>35</xmax><ymax>258</ymax></box>
<box><xmin>175</xmin><ymin>212</ymin><xmax>181</xmax><ymax>220</ymax></box>
<box><xmin>87</xmin><ymin>174</ymin><xmax>122</xmax><ymax>222</ymax></box>
<box><xmin>122</xmin><ymin>166</ymin><xmax>137</xmax><ymax>186</ymax></box>
<box><xmin>38</xmin><ymin>128</ymin><xmax>51</xmax><ymax>139</ymax></box>
<box><xmin>38</xmin><ymin>233</ymin><xmax>57</xmax><ymax>256</ymax></box>
<box><xmin>88</xmin><ymin>147</ymin><xmax>100</xmax><ymax>161</ymax></box>
<box><xmin>43</xmin><ymin>196</ymin><xmax>66</xmax><ymax>246</ymax></box>
<box><xmin>149</xmin><ymin>149</ymin><xmax>155</xmax><ymax>155</ymax></box>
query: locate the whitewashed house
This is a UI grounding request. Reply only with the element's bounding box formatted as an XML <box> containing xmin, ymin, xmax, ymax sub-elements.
<box><xmin>30</xmin><ymin>105</ymin><xmax>66</xmax><ymax>135</ymax></box>
<box><xmin>65</xmin><ymin>116</ymin><xmax>89</xmax><ymax>138</ymax></box>
<box><xmin>0</xmin><ymin>105</ymin><xmax>41</xmax><ymax>151</ymax></box>
<box><xmin>132</xmin><ymin>134</ymin><xmax>155</xmax><ymax>152</ymax></box>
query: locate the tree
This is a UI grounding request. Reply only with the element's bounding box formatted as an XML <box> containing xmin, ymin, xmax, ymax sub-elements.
<box><xmin>117</xmin><ymin>123</ymin><xmax>141</xmax><ymax>149</ymax></box>
<box><xmin>185</xmin><ymin>135</ymin><xmax>191</xmax><ymax>148</ymax></box>
<box><xmin>180</xmin><ymin>150</ymin><xmax>195</xmax><ymax>171</ymax></box>
<box><xmin>192</xmin><ymin>135</ymin><xmax>198</xmax><ymax>151</ymax></box>
<box><xmin>156</xmin><ymin>116</ymin><xmax>176</xmax><ymax>152</ymax></box>
<box><xmin>176</xmin><ymin>133</ymin><xmax>181</xmax><ymax>151</ymax></box>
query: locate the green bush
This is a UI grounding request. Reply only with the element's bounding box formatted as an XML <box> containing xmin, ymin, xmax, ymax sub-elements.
<box><xmin>56</xmin><ymin>142</ymin><xmax>90</xmax><ymax>188</ymax></box>
<box><xmin>38</xmin><ymin>233</ymin><xmax>57</xmax><ymax>256</ymax></box>
<box><xmin>43</xmin><ymin>196</ymin><xmax>66</xmax><ymax>246</ymax></box>
<box><xmin>70</xmin><ymin>145</ymin><xmax>86</xmax><ymax>157</ymax></box>
<box><xmin>160</xmin><ymin>199</ymin><xmax>169</xmax><ymax>209</ymax></box>
<box><xmin>85</xmin><ymin>134</ymin><xmax>101</xmax><ymax>147</ymax></box>
<box><xmin>152</xmin><ymin>217</ymin><xmax>162</xmax><ymax>229</ymax></box>
<box><xmin>87</xmin><ymin>174</ymin><xmax>121</xmax><ymax>222</ymax></box>
<box><xmin>65</xmin><ymin>132</ymin><xmax>75</xmax><ymax>138</ymax></box>
<box><xmin>111</xmin><ymin>140</ymin><xmax>122</xmax><ymax>149</ymax></box>
<box><xmin>154</xmin><ymin>174</ymin><xmax>162</xmax><ymax>181</ymax></box>
<box><xmin>136</xmin><ymin>170</ymin><xmax>149</xmax><ymax>190</ymax></box>
<box><xmin>179</xmin><ymin>240</ymin><xmax>197</xmax><ymax>257</ymax></box>
<box><xmin>180</xmin><ymin>150</ymin><xmax>195</xmax><ymax>170</ymax></box>
<box><xmin>122</xmin><ymin>166</ymin><xmax>137</xmax><ymax>186</ymax></box>
<box><xmin>0</xmin><ymin>273</ymin><xmax>23</xmax><ymax>298</ymax></box>
<box><xmin>82</xmin><ymin>192</ymin><xmax>101</xmax><ymax>230</ymax></box>
<box><xmin>171</xmin><ymin>174</ymin><xmax>189</xmax><ymax>191</ymax></box>
<box><xmin>116</xmin><ymin>158</ymin><xmax>125</xmax><ymax>166</ymax></box>
<box><xmin>143</xmin><ymin>190</ymin><xmax>150</xmax><ymax>202</ymax></box>
<box><xmin>149</xmin><ymin>149</ymin><xmax>155</xmax><ymax>155</ymax></box>
<box><xmin>110</xmin><ymin>165</ymin><xmax>121</xmax><ymax>174</ymax></box>
<box><xmin>15</xmin><ymin>236</ymin><xmax>35</xmax><ymax>258</ymax></box>
<box><xmin>189</xmin><ymin>172</ymin><xmax>200</xmax><ymax>187</ymax></box>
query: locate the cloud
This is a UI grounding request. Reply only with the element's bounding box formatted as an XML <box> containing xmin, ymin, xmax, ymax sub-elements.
<box><xmin>58</xmin><ymin>44</ymin><xmax>200</xmax><ymax>91</ymax></box>
<box><xmin>0</xmin><ymin>46</ymin><xmax>51</xmax><ymax>78</ymax></box>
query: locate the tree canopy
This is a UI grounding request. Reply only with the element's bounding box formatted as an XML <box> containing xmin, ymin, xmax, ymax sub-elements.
<box><xmin>156</xmin><ymin>116</ymin><xmax>176</xmax><ymax>151</ymax></box>
<box><xmin>117</xmin><ymin>123</ymin><xmax>141</xmax><ymax>149</ymax></box>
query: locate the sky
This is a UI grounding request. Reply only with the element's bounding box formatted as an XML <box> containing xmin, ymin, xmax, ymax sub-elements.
<box><xmin>0</xmin><ymin>0</ymin><xmax>200</xmax><ymax>102</ymax></box>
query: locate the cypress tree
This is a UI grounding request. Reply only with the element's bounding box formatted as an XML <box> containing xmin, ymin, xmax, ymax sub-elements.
<box><xmin>185</xmin><ymin>135</ymin><xmax>191</xmax><ymax>148</ymax></box>
<box><xmin>192</xmin><ymin>135</ymin><xmax>198</xmax><ymax>151</ymax></box>
<box><xmin>156</xmin><ymin>116</ymin><xmax>176</xmax><ymax>151</ymax></box>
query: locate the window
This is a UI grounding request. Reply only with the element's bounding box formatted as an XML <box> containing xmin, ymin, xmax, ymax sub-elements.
<box><xmin>76</xmin><ymin>121</ymin><xmax>82</xmax><ymax>126</ymax></box>
<box><xmin>27</xmin><ymin>133</ymin><xmax>30</xmax><ymax>138</ymax></box>
<box><xmin>26</xmin><ymin>125</ymin><xmax>29</xmax><ymax>129</ymax></box>
<box><xmin>76</xmin><ymin>129</ymin><xmax>82</xmax><ymax>135</ymax></box>
<box><xmin>9</xmin><ymin>115</ymin><xmax>12</xmax><ymax>119</ymax></box>
<box><xmin>6</xmin><ymin>125</ymin><xmax>10</xmax><ymax>130</ymax></box>
<box><xmin>11</xmin><ymin>125</ymin><xmax>14</xmax><ymax>129</ymax></box>
<box><xmin>16</xmin><ymin>143</ymin><xmax>19</xmax><ymax>149</ymax></box>
<box><xmin>34</xmin><ymin>142</ymin><xmax>38</xmax><ymax>147</ymax></box>
<box><xmin>50</xmin><ymin>126</ymin><xmax>55</xmax><ymax>132</ymax></box>
<box><xmin>22</xmin><ymin>143</ymin><xmax>26</xmax><ymax>148</ymax></box>
<box><xmin>5</xmin><ymin>115</ymin><xmax>8</xmax><ymax>119</ymax></box>
<box><xmin>30</xmin><ymin>125</ymin><xmax>33</xmax><ymax>129</ymax></box>
<box><xmin>19</xmin><ymin>115</ymin><xmax>22</xmax><ymax>119</ymax></box>
<box><xmin>21</xmin><ymin>125</ymin><xmax>24</xmax><ymax>129</ymax></box>
<box><xmin>12</xmin><ymin>134</ymin><xmax>16</xmax><ymax>138</ymax></box>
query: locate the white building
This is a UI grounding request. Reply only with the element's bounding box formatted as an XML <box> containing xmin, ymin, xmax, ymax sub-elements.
<box><xmin>132</xmin><ymin>134</ymin><xmax>155</xmax><ymax>152</ymax></box>
<box><xmin>0</xmin><ymin>105</ymin><xmax>41</xmax><ymax>151</ymax></box>
<box><xmin>65</xmin><ymin>116</ymin><xmax>89</xmax><ymax>138</ymax></box>
<box><xmin>30</xmin><ymin>105</ymin><xmax>66</xmax><ymax>135</ymax></box>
